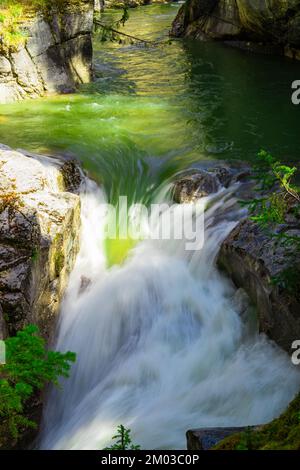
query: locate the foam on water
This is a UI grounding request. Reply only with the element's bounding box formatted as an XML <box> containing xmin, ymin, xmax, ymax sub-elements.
<box><xmin>39</xmin><ymin>179</ymin><xmax>300</xmax><ymax>450</ymax></box>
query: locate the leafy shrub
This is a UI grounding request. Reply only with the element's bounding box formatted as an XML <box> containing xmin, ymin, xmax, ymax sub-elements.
<box><xmin>235</xmin><ymin>427</ymin><xmax>260</xmax><ymax>450</ymax></box>
<box><xmin>243</xmin><ymin>150</ymin><xmax>300</xmax><ymax>227</ymax></box>
<box><xmin>0</xmin><ymin>324</ymin><xmax>76</xmax><ymax>445</ymax></box>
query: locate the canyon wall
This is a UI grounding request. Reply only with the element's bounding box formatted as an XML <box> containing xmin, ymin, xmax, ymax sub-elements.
<box><xmin>0</xmin><ymin>144</ymin><xmax>83</xmax><ymax>341</ymax></box>
<box><xmin>171</xmin><ymin>0</ymin><xmax>300</xmax><ymax>60</ymax></box>
<box><xmin>0</xmin><ymin>0</ymin><xmax>94</xmax><ymax>104</ymax></box>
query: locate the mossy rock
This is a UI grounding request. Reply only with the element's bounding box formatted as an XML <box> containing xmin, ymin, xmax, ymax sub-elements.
<box><xmin>214</xmin><ymin>391</ymin><xmax>300</xmax><ymax>450</ymax></box>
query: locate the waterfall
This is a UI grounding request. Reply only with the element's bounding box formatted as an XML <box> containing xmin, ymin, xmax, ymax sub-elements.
<box><xmin>39</xmin><ymin>177</ymin><xmax>300</xmax><ymax>450</ymax></box>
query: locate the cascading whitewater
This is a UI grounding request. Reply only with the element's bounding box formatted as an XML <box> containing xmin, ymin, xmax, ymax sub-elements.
<box><xmin>39</xmin><ymin>178</ymin><xmax>300</xmax><ymax>450</ymax></box>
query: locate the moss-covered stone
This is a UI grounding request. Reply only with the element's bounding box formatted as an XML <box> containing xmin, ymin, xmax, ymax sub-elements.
<box><xmin>214</xmin><ymin>392</ymin><xmax>300</xmax><ymax>450</ymax></box>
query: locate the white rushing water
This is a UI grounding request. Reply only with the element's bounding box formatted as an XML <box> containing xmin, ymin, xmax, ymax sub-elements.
<box><xmin>40</xmin><ymin>178</ymin><xmax>300</xmax><ymax>450</ymax></box>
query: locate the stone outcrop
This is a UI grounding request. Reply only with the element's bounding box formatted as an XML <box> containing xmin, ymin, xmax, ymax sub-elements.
<box><xmin>0</xmin><ymin>304</ymin><xmax>6</xmax><ymax>341</ymax></box>
<box><xmin>186</xmin><ymin>426</ymin><xmax>259</xmax><ymax>450</ymax></box>
<box><xmin>173</xmin><ymin>170</ymin><xmax>220</xmax><ymax>203</ymax></box>
<box><xmin>171</xmin><ymin>0</ymin><xmax>300</xmax><ymax>60</ymax></box>
<box><xmin>172</xmin><ymin>166</ymin><xmax>250</xmax><ymax>203</ymax></box>
<box><xmin>0</xmin><ymin>0</ymin><xmax>94</xmax><ymax>104</ymax></box>
<box><xmin>0</xmin><ymin>145</ymin><xmax>83</xmax><ymax>340</ymax></box>
<box><xmin>217</xmin><ymin>217</ymin><xmax>300</xmax><ymax>353</ymax></box>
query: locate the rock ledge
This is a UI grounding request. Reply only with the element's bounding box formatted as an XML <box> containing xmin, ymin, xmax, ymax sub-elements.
<box><xmin>0</xmin><ymin>145</ymin><xmax>83</xmax><ymax>340</ymax></box>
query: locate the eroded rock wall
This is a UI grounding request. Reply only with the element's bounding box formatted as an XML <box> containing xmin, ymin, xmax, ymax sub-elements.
<box><xmin>0</xmin><ymin>0</ymin><xmax>94</xmax><ymax>103</ymax></box>
<box><xmin>0</xmin><ymin>145</ymin><xmax>83</xmax><ymax>340</ymax></box>
<box><xmin>171</xmin><ymin>0</ymin><xmax>300</xmax><ymax>60</ymax></box>
<box><xmin>217</xmin><ymin>217</ymin><xmax>300</xmax><ymax>353</ymax></box>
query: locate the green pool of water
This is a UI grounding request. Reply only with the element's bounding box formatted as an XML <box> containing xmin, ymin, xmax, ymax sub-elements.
<box><xmin>1</xmin><ymin>4</ymin><xmax>300</xmax><ymax>199</ymax></box>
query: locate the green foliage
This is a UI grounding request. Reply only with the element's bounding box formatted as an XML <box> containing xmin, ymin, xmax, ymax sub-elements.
<box><xmin>94</xmin><ymin>2</ymin><xmax>131</xmax><ymax>43</ymax></box>
<box><xmin>249</xmin><ymin>192</ymin><xmax>288</xmax><ymax>226</ymax></box>
<box><xmin>0</xmin><ymin>325</ymin><xmax>76</xmax><ymax>444</ymax></box>
<box><xmin>0</xmin><ymin>379</ymin><xmax>35</xmax><ymax>440</ymax></box>
<box><xmin>116</xmin><ymin>5</ymin><xmax>129</xmax><ymax>28</ymax></box>
<box><xmin>235</xmin><ymin>427</ymin><xmax>259</xmax><ymax>450</ymax></box>
<box><xmin>0</xmin><ymin>1</ymin><xmax>83</xmax><ymax>50</ymax></box>
<box><xmin>0</xmin><ymin>2</ymin><xmax>26</xmax><ymax>49</ymax></box>
<box><xmin>104</xmin><ymin>424</ymin><xmax>141</xmax><ymax>450</ymax></box>
<box><xmin>271</xmin><ymin>266</ymin><xmax>300</xmax><ymax>294</ymax></box>
<box><xmin>31</xmin><ymin>248</ymin><xmax>39</xmax><ymax>262</ymax></box>
<box><xmin>54</xmin><ymin>250</ymin><xmax>65</xmax><ymax>276</ymax></box>
<box><xmin>242</xmin><ymin>150</ymin><xmax>300</xmax><ymax>292</ymax></box>
<box><xmin>245</xmin><ymin>149</ymin><xmax>300</xmax><ymax>226</ymax></box>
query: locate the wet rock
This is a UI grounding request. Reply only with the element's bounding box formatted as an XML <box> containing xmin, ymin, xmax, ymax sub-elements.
<box><xmin>79</xmin><ymin>275</ymin><xmax>92</xmax><ymax>294</ymax></box>
<box><xmin>217</xmin><ymin>218</ymin><xmax>300</xmax><ymax>353</ymax></box>
<box><xmin>186</xmin><ymin>426</ymin><xmax>259</xmax><ymax>450</ymax></box>
<box><xmin>0</xmin><ymin>304</ymin><xmax>7</xmax><ymax>340</ymax></box>
<box><xmin>173</xmin><ymin>170</ymin><xmax>220</xmax><ymax>203</ymax></box>
<box><xmin>0</xmin><ymin>145</ymin><xmax>83</xmax><ymax>339</ymax></box>
<box><xmin>173</xmin><ymin>165</ymin><xmax>250</xmax><ymax>203</ymax></box>
<box><xmin>209</xmin><ymin>167</ymin><xmax>232</xmax><ymax>187</ymax></box>
<box><xmin>171</xmin><ymin>0</ymin><xmax>300</xmax><ymax>60</ymax></box>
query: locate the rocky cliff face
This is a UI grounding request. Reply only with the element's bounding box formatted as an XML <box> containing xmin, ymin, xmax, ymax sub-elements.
<box><xmin>171</xmin><ymin>0</ymin><xmax>300</xmax><ymax>60</ymax></box>
<box><xmin>0</xmin><ymin>0</ymin><xmax>94</xmax><ymax>104</ymax></box>
<box><xmin>217</xmin><ymin>217</ymin><xmax>300</xmax><ymax>353</ymax></box>
<box><xmin>0</xmin><ymin>144</ymin><xmax>83</xmax><ymax>340</ymax></box>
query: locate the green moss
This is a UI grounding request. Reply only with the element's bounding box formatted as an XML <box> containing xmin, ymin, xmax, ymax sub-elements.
<box><xmin>214</xmin><ymin>392</ymin><xmax>300</xmax><ymax>450</ymax></box>
<box><xmin>52</xmin><ymin>232</ymin><xmax>65</xmax><ymax>277</ymax></box>
<box><xmin>0</xmin><ymin>0</ymin><xmax>85</xmax><ymax>50</ymax></box>
<box><xmin>31</xmin><ymin>248</ymin><xmax>39</xmax><ymax>263</ymax></box>
<box><xmin>54</xmin><ymin>250</ymin><xmax>65</xmax><ymax>277</ymax></box>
